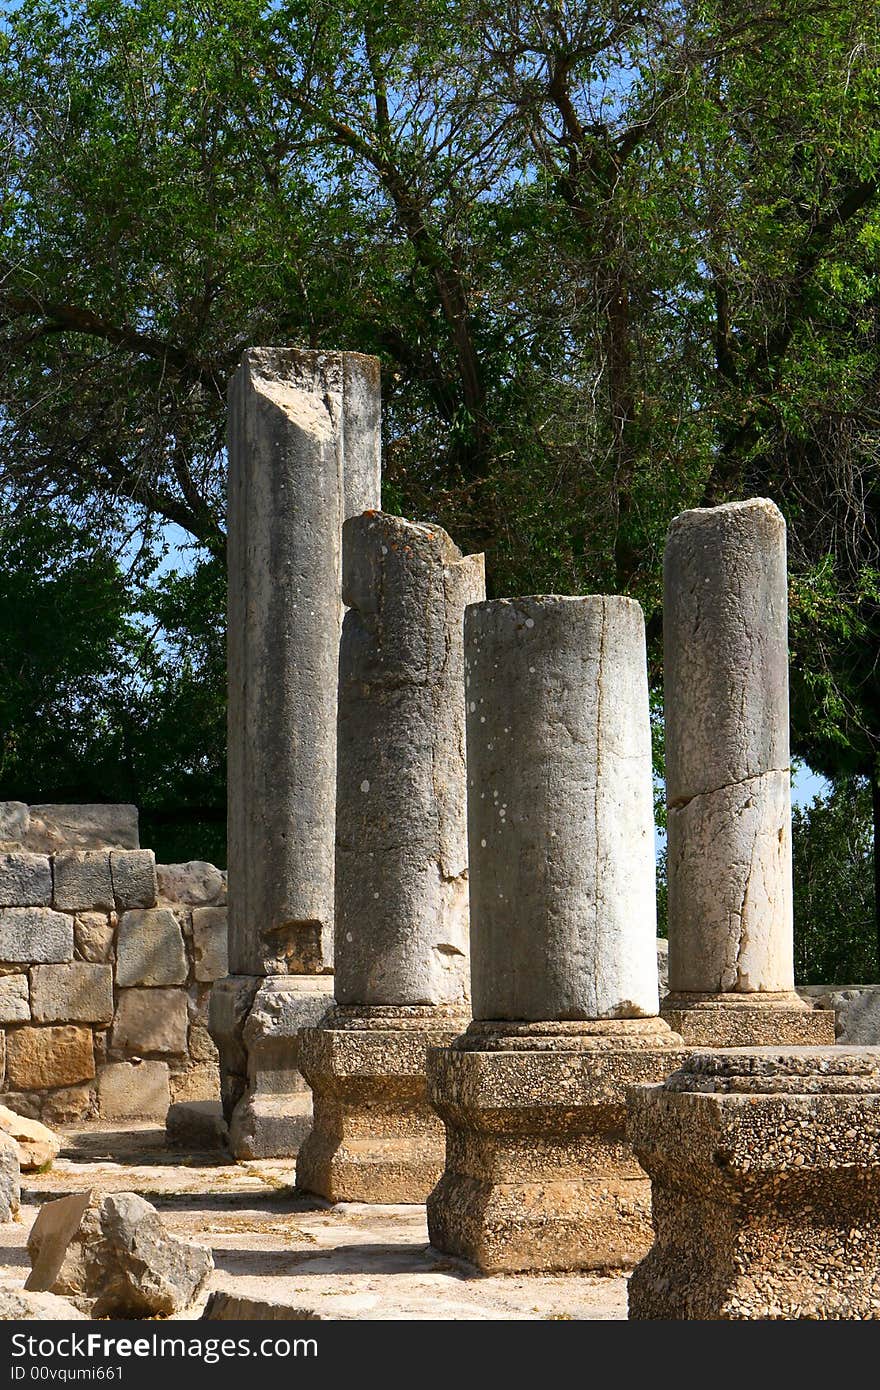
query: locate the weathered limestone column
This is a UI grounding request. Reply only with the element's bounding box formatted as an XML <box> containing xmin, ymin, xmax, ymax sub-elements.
<box><xmin>296</xmin><ymin>513</ymin><xmax>483</xmax><ymax>1201</ymax></box>
<box><xmin>426</xmin><ymin>596</ymin><xmax>685</xmax><ymax>1272</ymax></box>
<box><xmin>661</xmin><ymin>499</ymin><xmax>833</xmax><ymax>1045</ymax></box>
<box><xmin>629</xmin><ymin>1048</ymin><xmax>880</xmax><ymax>1319</ymax></box>
<box><xmin>209</xmin><ymin>348</ymin><xmax>381</xmax><ymax>1158</ymax></box>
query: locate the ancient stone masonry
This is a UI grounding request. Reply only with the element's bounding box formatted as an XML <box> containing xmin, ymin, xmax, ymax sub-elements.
<box><xmin>628</xmin><ymin>1048</ymin><xmax>880</xmax><ymax>1319</ymax></box>
<box><xmin>296</xmin><ymin>513</ymin><xmax>484</xmax><ymax>1202</ymax></box>
<box><xmin>661</xmin><ymin>499</ymin><xmax>834</xmax><ymax>1046</ymax></box>
<box><xmin>210</xmin><ymin>348</ymin><xmax>381</xmax><ymax>1158</ymax></box>
<box><xmin>427</xmin><ymin>596</ymin><xmax>685</xmax><ymax>1272</ymax></box>
<box><xmin>0</xmin><ymin>803</ymin><xmax>227</xmax><ymax>1124</ymax></box>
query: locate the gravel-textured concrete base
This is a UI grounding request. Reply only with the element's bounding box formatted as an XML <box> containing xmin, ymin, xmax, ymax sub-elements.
<box><xmin>426</xmin><ymin>1018</ymin><xmax>686</xmax><ymax>1273</ymax></box>
<box><xmin>296</xmin><ymin>1006</ymin><xmax>468</xmax><ymax>1203</ymax></box>
<box><xmin>629</xmin><ymin>1046</ymin><xmax>880</xmax><ymax>1319</ymax></box>
<box><xmin>661</xmin><ymin>992</ymin><xmax>835</xmax><ymax>1046</ymax></box>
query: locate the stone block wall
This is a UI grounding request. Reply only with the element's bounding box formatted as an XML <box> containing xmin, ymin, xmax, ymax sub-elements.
<box><xmin>0</xmin><ymin>804</ymin><xmax>227</xmax><ymax>1125</ymax></box>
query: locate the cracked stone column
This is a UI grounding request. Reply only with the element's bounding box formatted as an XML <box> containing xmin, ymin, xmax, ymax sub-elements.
<box><xmin>296</xmin><ymin>513</ymin><xmax>483</xmax><ymax>1201</ymax></box>
<box><xmin>208</xmin><ymin>348</ymin><xmax>381</xmax><ymax>1158</ymax></box>
<box><xmin>628</xmin><ymin>1048</ymin><xmax>880</xmax><ymax>1319</ymax></box>
<box><xmin>426</xmin><ymin>596</ymin><xmax>685</xmax><ymax>1272</ymax></box>
<box><xmin>660</xmin><ymin>499</ymin><xmax>833</xmax><ymax>1045</ymax></box>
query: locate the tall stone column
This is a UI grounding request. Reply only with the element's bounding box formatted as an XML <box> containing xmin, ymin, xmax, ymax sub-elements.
<box><xmin>661</xmin><ymin>499</ymin><xmax>833</xmax><ymax>1045</ymax></box>
<box><xmin>628</xmin><ymin>1048</ymin><xmax>880</xmax><ymax>1319</ymax></box>
<box><xmin>426</xmin><ymin>596</ymin><xmax>685</xmax><ymax>1272</ymax></box>
<box><xmin>209</xmin><ymin>348</ymin><xmax>381</xmax><ymax>1158</ymax></box>
<box><xmin>296</xmin><ymin>513</ymin><xmax>483</xmax><ymax>1201</ymax></box>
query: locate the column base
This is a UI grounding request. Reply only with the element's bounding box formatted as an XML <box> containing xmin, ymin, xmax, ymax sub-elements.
<box><xmin>661</xmin><ymin>991</ymin><xmax>835</xmax><ymax>1046</ymax></box>
<box><xmin>629</xmin><ymin>1046</ymin><xmax>880</xmax><ymax>1319</ymax></box>
<box><xmin>208</xmin><ymin>974</ymin><xmax>333</xmax><ymax>1160</ymax></box>
<box><xmin>295</xmin><ymin>1006</ymin><xmax>468</xmax><ymax>1203</ymax></box>
<box><xmin>426</xmin><ymin>1018</ymin><xmax>687</xmax><ymax>1273</ymax></box>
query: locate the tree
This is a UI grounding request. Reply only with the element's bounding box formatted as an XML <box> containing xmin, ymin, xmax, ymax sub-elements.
<box><xmin>793</xmin><ymin>777</ymin><xmax>876</xmax><ymax>984</ymax></box>
<box><xmin>0</xmin><ymin>506</ymin><xmax>226</xmax><ymax>862</ymax></box>
<box><xmin>1</xmin><ymin>0</ymin><xmax>879</xmax><ymax>897</ymax></box>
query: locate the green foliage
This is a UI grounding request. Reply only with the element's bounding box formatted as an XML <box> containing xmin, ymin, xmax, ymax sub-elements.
<box><xmin>0</xmin><ymin>0</ymin><xmax>879</xmax><ymax>909</ymax></box>
<box><xmin>0</xmin><ymin>508</ymin><xmax>226</xmax><ymax>864</ymax></box>
<box><xmin>793</xmin><ymin>778</ymin><xmax>876</xmax><ymax>984</ymax></box>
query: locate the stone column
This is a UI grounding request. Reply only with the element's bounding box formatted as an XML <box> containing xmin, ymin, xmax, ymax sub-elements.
<box><xmin>628</xmin><ymin>1047</ymin><xmax>880</xmax><ymax>1319</ymax></box>
<box><xmin>209</xmin><ymin>348</ymin><xmax>381</xmax><ymax>1158</ymax></box>
<box><xmin>661</xmin><ymin>499</ymin><xmax>833</xmax><ymax>1045</ymax></box>
<box><xmin>426</xmin><ymin>596</ymin><xmax>685</xmax><ymax>1272</ymax></box>
<box><xmin>296</xmin><ymin>513</ymin><xmax>483</xmax><ymax>1201</ymax></box>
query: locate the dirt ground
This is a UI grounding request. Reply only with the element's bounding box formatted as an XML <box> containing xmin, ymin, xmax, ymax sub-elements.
<box><xmin>0</xmin><ymin>1124</ymin><xmax>628</xmax><ymax>1320</ymax></box>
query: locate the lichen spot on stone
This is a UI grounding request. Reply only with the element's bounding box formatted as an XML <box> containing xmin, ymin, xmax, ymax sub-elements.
<box><xmin>525</xmin><ymin>618</ymin><xmax>535</xmax><ymax>628</ymax></box>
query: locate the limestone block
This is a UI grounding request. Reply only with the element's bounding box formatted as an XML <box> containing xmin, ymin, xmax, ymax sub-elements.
<box><xmin>0</xmin><ymin>1132</ymin><xmax>20</xmax><ymax>1222</ymax></box>
<box><xmin>110</xmin><ymin>850</ymin><xmax>157</xmax><ymax>910</ymax></box>
<box><xmin>0</xmin><ymin>853</ymin><xmax>52</xmax><ymax>907</ymax></box>
<box><xmin>188</xmin><ymin>1023</ymin><xmax>218</xmax><ymax>1063</ymax></box>
<box><xmin>26</xmin><ymin>1190</ymin><xmax>213</xmax><ymax>1317</ymax></box>
<box><xmin>74</xmin><ymin>913</ymin><xmax>115</xmax><ymax>963</ymax></box>
<box><xmin>166</xmin><ymin>1100</ymin><xmax>227</xmax><ymax>1150</ymax></box>
<box><xmin>0</xmin><ymin>802</ymin><xmax>29</xmax><ymax>845</ymax></box>
<box><xmin>169</xmin><ymin>1062</ymin><xmax>219</xmax><ymax>1104</ymax></box>
<box><xmin>97</xmin><ymin>1061</ymin><xmax>170</xmax><ymax>1120</ymax></box>
<box><xmin>112</xmin><ymin>989</ymin><xmax>188</xmax><ymax>1055</ymax></box>
<box><xmin>30</xmin><ymin>963</ymin><xmax>113</xmax><ymax>1024</ymax></box>
<box><xmin>192</xmin><ymin>906</ymin><xmax>228</xmax><ymax>981</ymax></box>
<box><xmin>116</xmin><ymin>908</ymin><xmax>187</xmax><ymax>986</ymax></box>
<box><xmin>0</xmin><ymin>908</ymin><xmax>73</xmax><ymax>963</ymax></box>
<box><xmin>0</xmin><ymin>975</ymin><xmax>29</xmax><ymax>1023</ymax></box>
<box><xmin>157</xmin><ymin>861</ymin><xmax>224</xmax><ymax>906</ymax></box>
<box><xmin>0</xmin><ymin>1104</ymin><xmax>61</xmax><ymax>1169</ymax></box>
<box><xmin>6</xmin><ymin>1026</ymin><xmax>94</xmax><ymax>1090</ymax></box>
<box><xmin>40</xmin><ymin>1086</ymin><xmax>94</xmax><ymax>1125</ymax></box>
<box><xmin>52</xmin><ymin>851</ymin><xmax>114</xmax><ymax>913</ymax></box>
<box><xmin>26</xmin><ymin>804</ymin><xmax>139</xmax><ymax>852</ymax></box>
<box><xmin>0</xmin><ymin>1290</ymin><xmax>85</xmax><ymax>1319</ymax></box>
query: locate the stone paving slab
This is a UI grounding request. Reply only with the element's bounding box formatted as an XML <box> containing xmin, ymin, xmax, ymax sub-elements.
<box><xmin>0</xmin><ymin>1125</ymin><xmax>627</xmax><ymax>1321</ymax></box>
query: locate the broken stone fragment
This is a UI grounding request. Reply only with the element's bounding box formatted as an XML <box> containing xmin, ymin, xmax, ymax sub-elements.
<box><xmin>26</xmin><ymin>1189</ymin><xmax>214</xmax><ymax>1317</ymax></box>
<box><xmin>0</xmin><ymin>1132</ymin><xmax>20</xmax><ymax>1221</ymax></box>
<box><xmin>0</xmin><ymin>1289</ymin><xmax>86</xmax><ymax>1320</ymax></box>
<box><xmin>0</xmin><ymin>1104</ymin><xmax>61</xmax><ymax>1170</ymax></box>
<box><xmin>202</xmin><ymin>1290</ymin><xmax>319</xmax><ymax>1320</ymax></box>
<box><xmin>157</xmin><ymin>861</ymin><xmax>225</xmax><ymax>907</ymax></box>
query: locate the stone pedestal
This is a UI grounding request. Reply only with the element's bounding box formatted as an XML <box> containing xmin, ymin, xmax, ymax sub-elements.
<box><xmin>210</xmin><ymin>975</ymin><xmax>333</xmax><ymax>1160</ymax></box>
<box><xmin>296</xmin><ymin>1006</ymin><xmax>468</xmax><ymax>1202</ymax></box>
<box><xmin>427</xmin><ymin>1019</ymin><xmax>685</xmax><ymax>1273</ymax></box>
<box><xmin>296</xmin><ymin>515</ymin><xmax>483</xmax><ymax>1199</ymax></box>
<box><xmin>661</xmin><ymin>499</ymin><xmax>833</xmax><ymax>1045</ymax></box>
<box><xmin>628</xmin><ymin>1047</ymin><xmax>880</xmax><ymax>1319</ymax></box>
